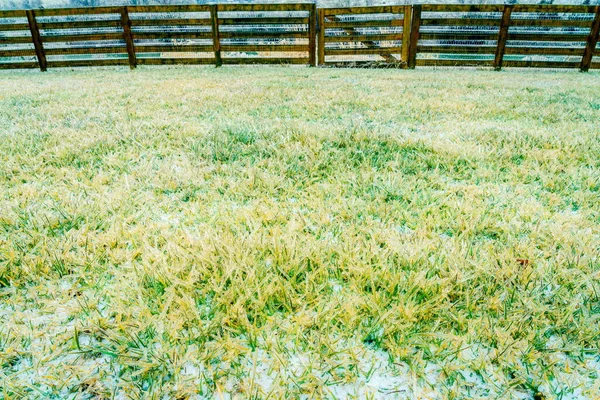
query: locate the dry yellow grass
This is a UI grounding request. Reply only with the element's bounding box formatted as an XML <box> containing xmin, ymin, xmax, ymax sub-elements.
<box><xmin>0</xmin><ymin>66</ymin><xmax>599</xmax><ymax>399</ymax></box>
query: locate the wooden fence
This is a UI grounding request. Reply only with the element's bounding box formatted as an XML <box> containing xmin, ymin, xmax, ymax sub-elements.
<box><xmin>1</xmin><ymin>2</ymin><xmax>599</xmax><ymax>71</ymax></box>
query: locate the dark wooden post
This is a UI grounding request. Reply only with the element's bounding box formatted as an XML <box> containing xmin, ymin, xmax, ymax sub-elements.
<box><xmin>494</xmin><ymin>5</ymin><xmax>513</xmax><ymax>71</ymax></box>
<box><xmin>210</xmin><ymin>5</ymin><xmax>222</xmax><ymax>67</ymax></box>
<box><xmin>308</xmin><ymin>3</ymin><xmax>317</xmax><ymax>66</ymax></box>
<box><xmin>407</xmin><ymin>5</ymin><xmax>421</xmax><ymax>69</ymax></box>
<box><xmin>401</xmin><ymin>5</ymin><xmax>412</xmax><ymax>67</ymax></box>
<box><xmin>120</xmin><ymin>7</ymin><xmax>136</xmax><ymax>70</ymax></box>
<box><xmin>25</xmin><ymin>9</ymin><xmax>46</xmax><ymax>72</ymax></box>
<box><xmin>581</xmin><ymin>6</ymin><xmax>600</xmax><ymax>72</ymax></box>
<box><xmin>317</xmin><ymin>8</ymin><xmax>325</xmax><ymax>66</ymax></box>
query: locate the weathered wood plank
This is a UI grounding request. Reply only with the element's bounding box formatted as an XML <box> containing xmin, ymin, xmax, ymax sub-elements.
<box><xmin>0</xmin><ymin>48</ymin><xmax>37</xmax><ymax>57</ymax></box>
<box><xmin>510</xmin><ymin>18</ymin><xmax>594</xmax><ymax>28</ymax></box>
<box><xmin>136</xmin><ymin>44</ymin><xmax>213</xmax><ymax>53</ymax></box>
<box><xmin>46</xmin><ymin>58</ymin><xmax>129</xmax><ymax>67</ymax></box>
<box><xmin>417</xmin><ymin>58</ymin><xmax>493</xmax><ymax>66</ymax></box>
<box><xmin>502</xmin><ymin>60</ymin><xmax>580</xmax><ymax>68</ymax></box>
<box><xmin>132</xmin><ymin>31</ymin><xmax>212</xmax><ymax>40</ymax></box>
<box><xmin>505</xmin><ymin>46</ymin><xmax>586</xmax><ymax>56</ymax></box>
<box><xmin>44</xmin><ymin>45</ymin><xmax>126</xmax><ymax>55</ymax></box>
<box><xmin>0</xmin><ymin>23</ymin><xmax>30</xmax><ymax>31</ymax></box>
<box><xmin>218</xmin><ymin>4</ymin><xmax>313</xmax><ymax>12</ymax></box>
<box><xmin>0</xmin><ymin>10</ymin><xmax>28</xmax><ymax>18</ymax></box>
<box><xmin>219</xmin><ymin>17</ymin><xmax>308</xmax><ymax>25</ymax></box>
<box><xmin>318</xmin><ymin>8</ymin><xmax>325</xmax><ymax>65</ymax></box>
<box><xmin>0</xmin><ymin>61</ymin><xmax>38</xmax><ymax>69</ymax></box>
<box><xmin>309</xmin><ymin>3</ymin><xmax>316</xmax><ymax>66</ymax></box>
<box><xmin>222</xmin><ymin>57</ymin><xmax>309</xmax><ymax>64</ymax></box>
<box><xmin>401</xmin><ymin>5</ymin><xmax>411</xmax><ymax>64</ymax></box>
<box><xmin>325</xmin><ymin>19</ymin><xmax>403</xmax><ymax>28</ymax></box>
<box><xmin>210</xmin><ymin>4</ymin><xmax>221</xmax><ymax>67</ymax></box>
<box><xmin>137</xmin><ymin>57</ymin><xmax>214</xmax><ymax>65</ymax></box>
<box><xmin>408</xmin><ymin>5</ymin><xmax>421</xmax><ymax>68</ymax></box>
<box><xmin>419</xmin><ymin>32</ymin><xmax>500</xmax><ymax>40</ymax></box>
<box><xmin>581</xmin><ymin>6</ymin><xmax>600</xmax><ymax>71</ymax></box>
<box><xmin>421</xmin><ymin>18</ymin><xmax>500</xmax><ymax>27</ymax></box>
<box><xmin>41</xmin><ymin>32</ymin><xmax>124</xmax><ymax>42</ymax></box>
<box><xmin>323</xmin><ymin>60</ymin><xmax>405</xmax><ymax>67</ymax></box>
<box><xmin>35</xmin><ymin>7</ymin><xmax>121</xmax><ymax>17</ymax></box>
<box><xmin>128</xmin><ymin>5</ymin><xmax>210</xmax><ymax>13</ymax></box>
<box><xmin>421</xmin><ymin>4</ymin><xmax>505</xmax><ymax>12</ymax></box>
<box><xmin>324</xmin><ymin>33</ymin><xmax>402</xmax><ymax>42</ymax></box>
<box><xmin>506</xmin><ymin>32</ymin><xmax>588</xmax><ymax>42</ymax></box>
<box><xmin>322</xmin><ymin>6</ymin><xmax>405</xmax><ymax>16</ymax></box>
<box><xmin>418</xmin><ymin>45</ymin><xmax>496</xmax><ymax>54</ymax></box>
<box><xmin>222</xmin><ymin>44</ymin><xmax>308</xmax><ymax>52</ymax></box>
<box><xmin>494</xmin><ymin>4</ymin><xmax>512</xmax><ymax>70</ymax></box>
<box><xmin>130</xmin><ymin>18</ymin><xmax>211</xmax><ymax>27</ymax></box>
<box><xmin>0</xmin><ymin>35</ymin><xmax>34</xmax><ymax>44</ymax></box>
<box><xmin>37</xmin><ymin>20</ymin><xmax>122</xmax><ymax>29</ymax></box>
<box><xmin>512</xmin><ymin>4</ymin><xmax>596</xmax><ymax>13</ymax></box>
<box><xmin>26</xmin><ymin>9</ymin><xmax>47</xmax><ymax>71</ymax></box>
<box><xmin>219</xmin><ymin>31</ymin><xmax>308</xmax><ymax>39</ymax></box>
<box><xmin>326</xmin><ymin>46</ymin><xmax>402</xmax><ymax>55</ymax></box>
<box><xmin>120</xmin><ymin>7</ymin><xmax>136</xmax><ymax>69</ymax></box>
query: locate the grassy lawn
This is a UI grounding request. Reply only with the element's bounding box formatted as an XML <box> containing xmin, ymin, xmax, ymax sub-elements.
<box><xmin>0</xmin><ymin>66</ymin><xmax>599</xmax><ymax>399</ymax></box>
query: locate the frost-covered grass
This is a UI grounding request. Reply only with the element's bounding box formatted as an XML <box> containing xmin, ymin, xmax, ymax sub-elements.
<box><xmin>0</xmin><ymin>66</ymin><xmax>599</xmax><ymax>399</ymax></box>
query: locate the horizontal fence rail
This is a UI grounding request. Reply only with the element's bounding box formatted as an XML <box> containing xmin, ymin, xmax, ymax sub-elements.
<box><xmin>318</xmin><ymin>5</ymin><xmax>410</xmax><ymax>67</ymax></box>
<box><xmin>1</xmin><ymin>3</ymin><xmax>599</xmax><ymax>71</ymax></box>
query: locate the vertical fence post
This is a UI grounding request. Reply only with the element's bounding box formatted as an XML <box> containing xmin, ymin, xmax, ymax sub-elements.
<box><xmin>317</xmin><ymin>8</ymin><xmax>325</xmax><ymax>66</ymax></box>
<box><xmin>308</xmin><ymin>3</ymin><xmax>317</xmax><ymax>66</ymax></box>
<box><xmin>210</xmin><ymin>4</ymin><xmax>222</xmax><ymax>67</ymax></box>
<box><xmin>407</xmin><ymin>5</ymin><xmax>421</xmax><ymax>69</ymax></box>
<box><xmin>494</xmin><ymin>5</ymin><xmax>513</xmax><ymax>71</ymax></box>
<box><xmin>402</xmin><ymin>5</ymin><xmax>412</xmax><ymax>67</ymax></box>
<box><xmin>121</xmin><ymin>7</ymin><xmax>136</xmax><ymax>70</ymax></box>
<box><xmin>581</xmin><ymin>6</ymin><xmax>600</xmax><ymax>72</ymax></box>
<box><xmin>25</xmin><ymin>9</ymin><xmax>46</xmax><ymax>72</ymax></box>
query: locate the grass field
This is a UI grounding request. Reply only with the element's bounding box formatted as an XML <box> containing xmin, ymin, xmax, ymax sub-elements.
<box><xmin>0</xmin><ymin>66</ymin><xmax>599</xmax><ymax>399</ymax></box>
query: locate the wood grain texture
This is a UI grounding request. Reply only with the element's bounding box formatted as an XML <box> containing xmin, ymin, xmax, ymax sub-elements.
<box><xmin>402</xmin><ymin>5</ymin><xmax>412</xmax><ymax>64</ymax></box>
<box><xmin>581</xmin><ymin>6</ymin><xmax>600</xmax><ymax>71</ymax></box>
<box><xmin>318</xmin><ymin>8</ymin><xmax>325</xmax><ymax>65</ymax></box>
<box><xmin>37</xmin><ymin>20</ymin><xmax>121</xmax><ymax>29</ymax></box>
<box><xmin>408</xmin><ymin>4</ymin><xmax>421</xmax><ymax>69</ymax></box>
<box><xmin>494</xmin><ymin>5</ymin><xmax>513</xmax><ymax>71</ymax></box>
<box><xmin>210</xmin><ymin>4</ymin><xmax>221</xmax><ymax>67</ymax></box>
<box><xmin>309</xmin><ymin>3</ymin><xmax>316</xmax><ymax>66</ymax></box>
<box><xmin>26</xmin><ymin>9</ymin><xmax>47</xmax><ymax>71</ymax></box>
<box><xmin>121</xmin><ymin>7</ymin><xmax>136</xmax><ymax>69</ymax></box>
<box><xmin>46</xmin><ymin>58</ymin><xmax>129</xmax><ymax>67</ymax></box>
